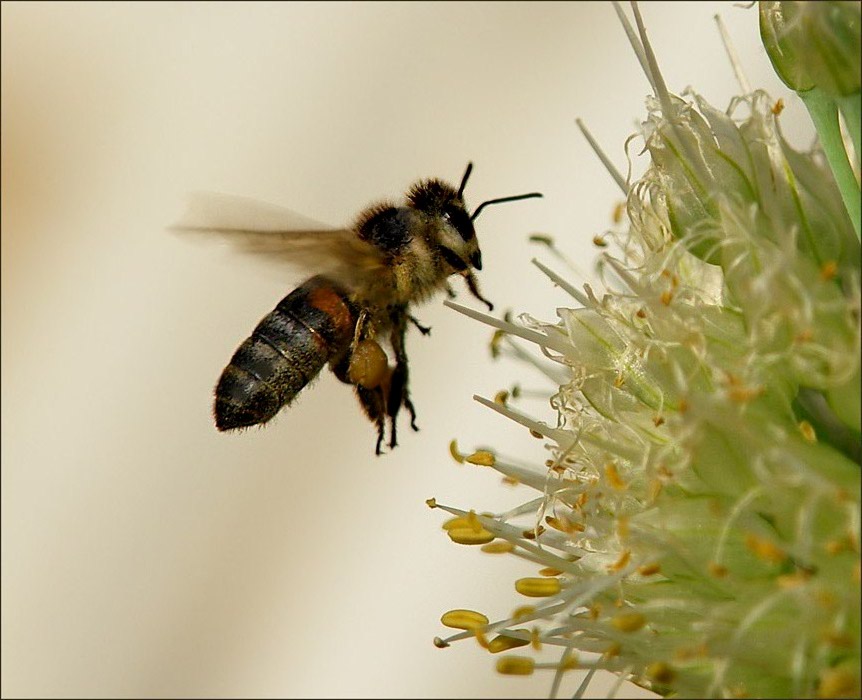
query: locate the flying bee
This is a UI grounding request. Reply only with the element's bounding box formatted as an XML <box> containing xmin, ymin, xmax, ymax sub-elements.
<box><xmin>175</xmin><ymin>163</ymin><xmax>541</xmax><ymax>454</ymax></box>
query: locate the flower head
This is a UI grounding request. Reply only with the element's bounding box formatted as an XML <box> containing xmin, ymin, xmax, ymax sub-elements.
<box><xmin>434</xmin><ymin>4</ymin><xmax>861</xmax><ymax>698</ymax></box>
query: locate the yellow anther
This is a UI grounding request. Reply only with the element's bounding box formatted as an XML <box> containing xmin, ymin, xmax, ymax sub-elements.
<box><xmin>465</xmin><ymin>450</ymin><xmax>496</xmax><ymax>467</ymax></box>
<box><xmin>604</xmin><ymin>463</ymin><xmax>627</xmax><ymax>491</ymax></box>
<box><xmin>708</xmin><ymin>562</ymin><xmax>728</xmax><ymax>578</ymax></box>
<box><xmin>512</xmin><ymin>605</ymin><xmax>535</xmax><ymax>620</ymax></box>
<box><xmin>820</xmin><ymin>260</ymin><xmax>838</xmax><ymax>281</ymax></box>
<box><xmin>602</xmin><ymin>642</ymin><xmax>621</xmax><ymax>659</ymax></box>
<box><xmin>448</xmin><ymin>439</ymin><xmax>466</xmax><ymax>464</ymax></box>
<box><xmin>660</xmin><ymin>290</ymin><xmax>674</xmax><ymax>306</ymax></box>
<box><xmin>673</xmin><ymin>642</ymin><xmax>709</xmax><ymax>661</ymax></box>
<box><xmin>544</xmin><ymin>515</ymin><xmax>568</xmax><ymax>532</ymax></box>
<box><xmin>646</xmin><ymin>661</ymin><xmax>675</xmax><ymax>685</ymax></box>
<box><xmin>515</xmin><ymin>577</ymin><xmax>562</xmax><ymax>597</ymax></box>
<box><xmin>488</xmin><ymin>632</ymin><xmax>530</xmax><ymax>654</ymax></box>
<box><xmin>442</xmin><ymin>516</ymin><xmax>473</xmax><ymax>531</ymax></box>
<box><xmin>593</xmin><ymin>234</ymin><xmax>609</xmax><ymax>247</ymax></box>
<box><xmin>616</xmin><ymin>516</ymin><xmax>629</xmax><ymax>539</ymax></box>
<box><xmin>611</xmin><ymin>612</ymin><xmax>647</xmax><ymax>632</ymax></box>
<box><xmin>771</xmin><ymin>97</ymin><xmax>784</xmax><ymax>115</ymax></box>
<box><xmin>522</xmin><ymin>525</ymin><xmax>545</xmax><ymax>540</ymax></box>
<box><xmin>528</xmin><ymin>234</ymin><xmax>554</xmax><ymax>246</ymax></box>
<box><xmin>433</xmin><ymin>637</ymin><xmax>450</xmax><ymax>648</ymax></box>
<box><xmin>817</xmin><ymin>666</ymin><xmax>860</xmax><ymax>698</ymax></box>
<box><xmin>493</xmin><ymin>390</ymin><xmax>509</xmax><ymax>405</ymax></box>
<box><xmin>744</xmin><ymin>533</ymin><xmax>787</xmax><ymax>563</ymax></box>
<box><xmin>653</xmin><ymin>415</ymin><xmax>665</xmax><ymax>427</ymax></box>
<box><xmin>607</xmin><ymin>549</ymin><xmax>631</xmax><ymax>572</ymax></box>
<box><xmin>822</xmin><ymin>630</ymin><xmax>854</xmax><ymax>649</ymax></box>
<box><xmin>727</xmin><ymin>384</ymin><xmax>765</xmax><ymax>403</ymax></box>
<box><xmin>425</xmin><ymin>497</ymin><xmax>437</xmax><ymax>508</ymax></box>
<box><xmin>489</xmin><ymin>329</ymin><xmax>505</xmax><ymax>359</ymax></box>
<box><xmin>799</xmin><ymin>420</ymin><xmax>816</xmax><ymax>442</ymax></box>
<box><xmin>501</xmin><ymin>475</ymin><xmax>520</xmax><ymax>486</ymax></box>
<box><xmin>480</xmin><ymin>540</ymin><xmax>514</xmax><ymax>554</ymax></box>
<box><xmin>777</xmin><ymin>571</ymin><xmax>811</xmax><ymax>589</ymax></box>
<box><xmin>448</xmin><ymin>527</ymin><xmax>495</xmax><ymax>545</ymax></box>
<box><xmin>530</xmin><ymin>627</ymin><xmax>542</xmax><ymax>651</ymax></box>
<box><xmin>538</xmin><ymin>567</ymin><xmax>563</xmax><ymax>577</ymax></box>
<box><xmin>441</xmin><ymin>609</ymin><xmax>489</xmax><ymax>631</ymax></box>
<box><xmin>529</xmin><ymin>429</ymin><xmax>544</xmax><ymax>439</ymax></box>
<box><xmin>612</xmin><ymin>200</ymin><xmax>626</xmax><ymax>224</ymax></box>
<box><xmin>495</xmin><ymin>656</ymin><xmax>535</xmax><ymax>676</ymax></box>
<box><xmin>545</xmin><ymin>515</ymin><xmax>585</xmax><ymax>533</ymax></box>
<box><xmin>559</xmin><ymin>653</ymin><xmax>579</xmax><ymax>670</ymax></box>
<box><xmin>475</xmin><ymin>631</ymin><xmax>489</xmax><ymax>649</ymax></box>
<box><xmin>637</xmin><ymin>563</ymin><xmax>661</xmax><ymax>576</ymax></box>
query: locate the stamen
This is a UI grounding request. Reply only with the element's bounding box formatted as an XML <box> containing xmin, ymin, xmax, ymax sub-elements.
<box><xmin>714</xmin><ymin>13</ymin><xmax>752</xmax><ymax>94</ymax></box>
<box><xmin>576</xmin><ymin>118</ymin><xmax>628</xmax><ymax>195</ymax></box>
<box><xmin>495</xmin><ymin>656</ymin><xmax>535</xmax><ymax>675</ymax></box>
<box><xmin>531</xmin><ymin>258</ymin><xmax>590</xmax><ymax>305</ymax></box>
<box><xmin>440</xmin><ymin>609</ymin><xmax>489</xmax><ymax>631</ymax></box>
<box><xmin>515</xmin><ymin>577</ymin><xmax>563</xmax><ymax>597</ymax></box>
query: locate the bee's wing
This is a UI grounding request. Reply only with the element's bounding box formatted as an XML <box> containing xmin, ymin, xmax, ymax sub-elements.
<box><xmin>171</xmin><ymin>191</ymin><xmax>387</xmax><ymax>289</ymax></box>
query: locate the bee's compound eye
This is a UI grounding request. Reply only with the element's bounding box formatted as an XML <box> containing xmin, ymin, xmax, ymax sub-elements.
<box><xmin>348</xmin><ymin>339</ymin><xmax>390</xmax><ymax>389</ymax></box>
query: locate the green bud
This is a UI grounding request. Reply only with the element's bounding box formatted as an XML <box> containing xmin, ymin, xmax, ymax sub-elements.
<box><xmin>760</xmin><ymin>1</ymin><xmax>862</xmax><ymax>97</ymax></box>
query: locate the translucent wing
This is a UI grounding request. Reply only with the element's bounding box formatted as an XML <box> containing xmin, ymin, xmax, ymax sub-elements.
<box><xmin>171</xmin><ymin>191</ymin><xmax>387</xmax><ymax>289</ymax></box>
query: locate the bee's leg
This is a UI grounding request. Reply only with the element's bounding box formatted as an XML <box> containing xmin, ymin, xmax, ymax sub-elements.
<box><xmin>388</xmin><ymin>309</ymin><xmax>419</xmax><ymax>446</ymax></box>
<box><xmin>408</xmin><ymin>315</ymin><xmax>431</xmax><ymax>336</ymax></box>
<box><xmin>356</xmin><ymin>385</ymin><xmax>387</xmax><ymax>455</ymax></box>
<box><xmin>464</xmin><ymin>272</ymin><xmax>493</xmax><ymax>312</ymax></box>
<box><xmin>331</xmin><ymin>349</ymin><xmax>387</xmax><ymax>455</ymax></box>
<box><xmin>445</xmin><ymin>282</ymin><xmax>457</xmax><ymax>299</ymax></box>
<box><xmin>352</xmin><ymin>309</ymin><xmax>370</xmax><ymax>348</ymax></box>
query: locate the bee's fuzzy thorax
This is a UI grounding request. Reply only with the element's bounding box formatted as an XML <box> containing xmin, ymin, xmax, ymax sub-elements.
<box><xmin>353</xmin><ymin>200</ymin><xmax>398</xmax><ymax>238</ymax></box>
<box><xmin>354</xmin><ymin>201</ymin><xmax>414</xmax><ymax>256</ymax></box>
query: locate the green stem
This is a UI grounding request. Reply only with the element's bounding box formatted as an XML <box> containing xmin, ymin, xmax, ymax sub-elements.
<box><xmin>800</xmin><ymin>87</ymin><xmax>862</xmax><ymax>239</ymax></box>
<box><xmin>836</xmin><ymin>92</ymin><xmax>861</xmax><ymax>177</ymax></box>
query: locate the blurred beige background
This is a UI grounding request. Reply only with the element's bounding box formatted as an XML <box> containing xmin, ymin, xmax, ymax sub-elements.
<box><xmin>2</xmin><ymin>2</ymin><xmax>810</xmax><ymax>698</ymax></box>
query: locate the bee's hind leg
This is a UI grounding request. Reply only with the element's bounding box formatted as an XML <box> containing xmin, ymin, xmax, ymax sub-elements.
<box><xmin>330</xmin><ymin>348</ymin><xmax>388</xmax><ymax>456</ymax></box>
<box><xmin>355</xmin><ymin>385</ymin><xmax>387</xmax><ymax>455</ymax></box>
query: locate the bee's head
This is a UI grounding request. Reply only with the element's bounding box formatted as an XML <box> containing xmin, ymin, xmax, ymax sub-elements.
<box><xmin>407</xmin><ymin>175</ymin><xmax>481</xmax><ymax>272</ymax></box>
<box><xmin>408</xmin><ymin>162</ymin><xmax>542</xmax><ymax>276</ymax></box>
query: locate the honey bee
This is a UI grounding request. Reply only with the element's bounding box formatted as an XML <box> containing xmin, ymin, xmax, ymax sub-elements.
<box><xmin>175</xmin><ymin>163</ymin><xmax>541</xmax><ymax>454</ymax></box>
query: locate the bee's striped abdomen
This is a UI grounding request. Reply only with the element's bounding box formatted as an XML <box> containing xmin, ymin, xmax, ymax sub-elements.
<box><xmin>215</xmin><ymin>275</ymin><xmax>357</xmax><ymax>431</ymax></box>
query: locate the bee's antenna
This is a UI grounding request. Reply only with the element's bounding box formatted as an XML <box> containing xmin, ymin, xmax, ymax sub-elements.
<box><xmin>457</xmin><ymin>162</ymin><xmax>473</xmax><ymax>199</ymax></box>
<box><xmin>471</xmin><ymin>192</ymin><xmax>543</xmax><ymax>221</ymax></box>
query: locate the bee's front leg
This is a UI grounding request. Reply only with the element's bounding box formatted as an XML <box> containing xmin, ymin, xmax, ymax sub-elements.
<box><xmin>464</xmin><ymin>272</ymin><xmax>493</xmax><ymax>312</ymax></box>
<box><xmin>408</xmin><ymin>315</ymin><xmax>431</xmax><ymax>336</ymax></box>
